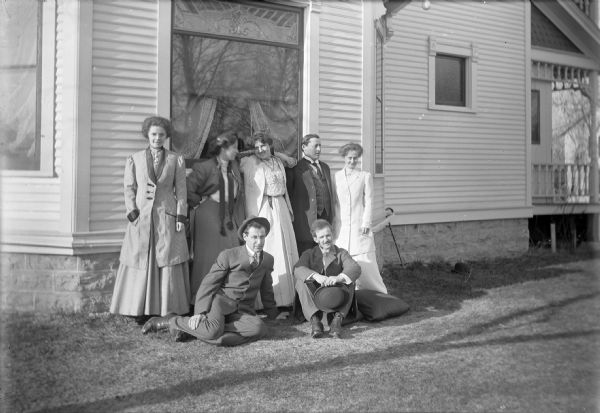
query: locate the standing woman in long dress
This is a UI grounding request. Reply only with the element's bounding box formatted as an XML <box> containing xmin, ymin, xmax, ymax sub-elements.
<box><xmin>110</xmin><ymin>116</ymin><xmax>191</xmax><ymax>319</ymax></box>
<box><xmin>240</xmin><ymin>132</ymin><xmax>298</xmax><ymax>308</ymax></box>
<box><xmin>187</xmin><ymin>133</ymin><xmax>245</xmax><ymax>299</ymax></box>
<box><xmin>333</xmin><ymin>143</ymin><xmax>388</xmax><ymax>294</ymax></box>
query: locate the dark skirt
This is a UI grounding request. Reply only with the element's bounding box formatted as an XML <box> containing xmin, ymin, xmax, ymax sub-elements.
<box><xmin>190</xmin><ymin>198</ymin><xmax>241</xmax><ymax>299</ymax></box>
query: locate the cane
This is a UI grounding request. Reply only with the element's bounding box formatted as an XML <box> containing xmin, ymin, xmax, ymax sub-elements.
<box><xmin>385</xmin><ymin>207</ymin><xmax>404</xmax><ymax>266</ymax></box>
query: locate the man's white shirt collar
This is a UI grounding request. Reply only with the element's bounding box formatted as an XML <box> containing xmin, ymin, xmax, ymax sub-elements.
<box><xmin>303</xmin><ymin>154</ymin><xmax>319</xmax><ymax>165</ymax></box>
<box><xmin>246</xmin><ymin>245</ymin><xmax>257</xmax><ymax>258</ymax></box>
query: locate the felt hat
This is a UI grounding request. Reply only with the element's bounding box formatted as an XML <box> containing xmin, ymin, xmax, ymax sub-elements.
<box><xmin>312</xmin><ymin>285</ymin><xmax>349</xmax><ymax>313</ymax></box>
<box><xmin>237</xmin><ymin>215</ymin><xmax>270</xmax><ymax>241</ymax></box>
<box><xmin>451</xmin><ymin>262</ymin><xmax>472</xmax><ymax>276</ymax></box>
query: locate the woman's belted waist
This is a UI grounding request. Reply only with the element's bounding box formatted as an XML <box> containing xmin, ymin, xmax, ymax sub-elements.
<box><xmin>264</xmin><ymin>194</ymin><xmax>284</xmax><ymax>208</ymax></box>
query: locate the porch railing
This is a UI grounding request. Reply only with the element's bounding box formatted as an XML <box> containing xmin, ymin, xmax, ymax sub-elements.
<box><xmin>532</xmin><ymin>163</ymin><xmax>590</xmax><ymax>204</ymax></box>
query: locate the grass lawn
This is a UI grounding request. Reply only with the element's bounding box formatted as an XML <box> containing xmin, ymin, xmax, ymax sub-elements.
<box><xmin>1</xmin><ymin>248</ymin><xmax>599</xmax><ymax>412</ymax></box>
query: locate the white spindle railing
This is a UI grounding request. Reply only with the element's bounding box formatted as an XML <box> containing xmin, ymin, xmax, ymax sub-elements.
<box><xmin>571</xmin><ymin>0</ymin><xmax>592</xmax><ymax>17</ymax></box>
<box><xmin>532</xmin><ymin>163</ymin><xmax>591</xmax><ymax>203</ymax></box>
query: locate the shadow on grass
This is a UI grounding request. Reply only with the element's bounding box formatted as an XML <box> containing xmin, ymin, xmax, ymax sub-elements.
<box><xmin>383</xmin><ymin>249</ymin><xmax>597</xmax><ymax>316</ymax></box>
<box><xmin>38</xmin><ymin>290</ymin><xmax>600</xmax><ymax>413</ymax></box>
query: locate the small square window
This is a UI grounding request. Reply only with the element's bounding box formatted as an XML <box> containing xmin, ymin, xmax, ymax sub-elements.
<box><xmin>435</xmin><ymin>54</ymin><xmax>465</xmax><ymax>107</ymax></box>
<box><xmin>428</xmin><ymin>37</ymin><xmax>478</xmax><ymax>113</ymax></box>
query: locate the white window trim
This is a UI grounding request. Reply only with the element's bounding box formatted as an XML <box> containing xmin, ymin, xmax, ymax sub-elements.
<box><xmin>428</xmin><ymin>36</ymin><xmax>478</xmax><ymax>113</ymax></box>
<box><xmin>373</xmin><ymin>22</ymin><xmax>385</xmax><ymax>177</ymax></box>
<box><xmin>1</xmin><ymin>0</ymin><xmax>55</xmax><ymax>177</ymax></box>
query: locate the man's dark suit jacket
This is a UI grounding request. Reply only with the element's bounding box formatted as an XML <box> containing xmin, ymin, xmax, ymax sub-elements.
<box><xmin>194</xmin><ymin>245</ymin><xmax>278</xmax><ymax>319</ymax></box>
<box><xmin>286</xmin><ymin>157</ymin><xmax>335</xmax><ymax>245</ymax></box>
<box><xmin>294</xmin><ymin>245</ymin><xmax>361</xmax><ymax>283</ymax></box>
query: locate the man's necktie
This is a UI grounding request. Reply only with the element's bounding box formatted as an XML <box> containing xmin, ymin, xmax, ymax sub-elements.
<box><xmin>312</xmin><ymin>162</ymin><xmax>323</xmax><ymax>179</ymax></box>
<box><xmin>251</xmin><ymin>253</ymin><xmax>259</xmax><ymax>270</ymax></box>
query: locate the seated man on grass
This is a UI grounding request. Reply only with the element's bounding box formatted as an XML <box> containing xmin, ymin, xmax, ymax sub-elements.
<box><xmin>294</xmin><ymin>219</ymin><xmax>361</xmax><ymax>339</ymax></box>
<box><xmin>142</xmin><ymin>216</ymin><xmax>280</xmax><ymax>346</ymax></box>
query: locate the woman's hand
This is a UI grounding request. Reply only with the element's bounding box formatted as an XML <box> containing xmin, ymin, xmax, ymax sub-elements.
<box><xmin>360</xmin><ymin>226</ymin><xmax>370</xmax><ymax>235</ymax></box>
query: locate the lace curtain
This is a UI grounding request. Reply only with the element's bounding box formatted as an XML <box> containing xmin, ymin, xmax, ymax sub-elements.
<box><xmin>0</xmin><ymin>0</ymin><xmax>40</xmax><ymax>170</ymax></box>
<box><xmin>170</xmin><ymin>1</ymin><xmax>301</xmax><ymax>159</ymax></box>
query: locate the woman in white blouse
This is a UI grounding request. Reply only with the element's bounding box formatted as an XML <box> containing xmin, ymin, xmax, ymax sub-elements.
<box><xmin>240</xmin><ymin>131</ymin><xmax>298</xmax><ymax>308</ymax></box>
<box><xmin>333</xmin><ymin>143</ymin><xmax>388</xmax><ymax>294</ymax></box>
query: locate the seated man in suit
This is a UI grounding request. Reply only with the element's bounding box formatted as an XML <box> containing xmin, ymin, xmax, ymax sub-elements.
<box><xmin>142</xmin><ymin>216</ymin><xmax>280</xmax><ymax>346</ymax></box>
<box><xmin>294</xmin><ymin>219</ymin><xmax>361</xmax><ymax>339</ymax></box>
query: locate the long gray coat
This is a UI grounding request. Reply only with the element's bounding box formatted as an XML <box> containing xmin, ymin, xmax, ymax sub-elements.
<box><xmin>119</xmin><ymin>148</ymin><xmax>189</xmax><ymax>270</ymax></box>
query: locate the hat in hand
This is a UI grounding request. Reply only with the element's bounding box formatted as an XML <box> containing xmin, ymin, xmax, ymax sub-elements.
<box><xmin>237</xmin><ymin>215</ymin><xmax>271</xmax><ymax>241</ymax></box>
<box><xmin>312</xmin><ymin>285</ymin><xmax>350</xmax><ymax>313</ymax></box>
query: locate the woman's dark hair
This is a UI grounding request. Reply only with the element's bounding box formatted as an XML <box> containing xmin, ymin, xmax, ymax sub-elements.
<box><xmin>141</xmin><ymin>116</ymin><xmax>172</xmax><ymax>139</ymax></box>
<box><xmin>338</xmin><ymin>142</ymin><xmax>363</xmax><ymax>157</ymax></box>
<box><xmin>251</xmin><ymin>131</ymin><xmax>274</xmax><ymax>147</ymax></box>
<box><xmin>208</xmin><ymin>132</ymin><xmax>235</xmax><ymax>156</ymax></box>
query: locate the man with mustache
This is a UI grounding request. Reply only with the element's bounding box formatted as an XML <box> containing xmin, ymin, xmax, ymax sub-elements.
<box><xmin>294</xmin><ymin>219</ymin><xmax>361</xmax><ymax>339</ymax></box>
<box><xmin>287</xmin><ymin>134</ymin><xmax>335</xmax><ymax>254</ymax></box>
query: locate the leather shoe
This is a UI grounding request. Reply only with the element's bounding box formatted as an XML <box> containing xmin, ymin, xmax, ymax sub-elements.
<box><xmin>141</xmin><ymin>313</ymin><xmax>176</xmax><ymax>334</ymax></box>
<box><xmin>170</xmin><ymin>327</ymin><xmax>193</xmax><ymax>342</ymax></box>
<box><xmin>310</xmin><ymin>312</ymin><xmax>324</xmax><ymax>339</ymax></box>
<box><xmin>329</xmin><ymin>312</ymin><xmax>344</xmax><ymax>339</ymax></box>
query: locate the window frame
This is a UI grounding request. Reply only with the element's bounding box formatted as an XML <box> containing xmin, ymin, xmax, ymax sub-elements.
<box><xmin>531</xmin><ymin>89</ymin><xmax>541</xmax><ymax>145</ymax></box>
<box><xmin>0</xmin><ymin>0</ymin><xmax>55</xmax><ymax>177</ymax></box>
<box><xmin>428</xmin><ymin>36</ymin><xmax>478</xmax><ymax>113</ymax></box>
<box><xmin>169</xmin><ymin>0</ymin><xmax>304</xmax><ymax>161</ymax></box>
<box><xmin>374</xmin><ymin>27</ymin><xmax>384</xmax><ymax>176</ymax></box>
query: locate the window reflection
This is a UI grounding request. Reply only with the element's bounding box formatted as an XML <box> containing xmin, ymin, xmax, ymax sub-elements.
<box><xmin>171</xmin><ymin>0</ymin><xmax>302</xmax><ymax>160</ymax></box>
<box><xmin>0</xmin><ymin>0</ymin><xmax>41</xmax><ymax>170</ymax></box>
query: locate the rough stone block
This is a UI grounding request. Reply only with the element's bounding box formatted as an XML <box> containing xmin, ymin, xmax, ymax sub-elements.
<box><xmin>53</xmin><ymin>272</ymin><xmax>83</xmax><ymax>292</ymax></box>
<box><xmin>25</xmin><ymin>255</ymin><xmax>79</xmax><ymax>271</ymax></box>
<box><xmin>78</xmin><ymin>253</ymin><xmax>120</xmax><ymax>272</ymax></box>
<box><xmin>5</xmin><ymin>271</ymin><xmax>54</xmax><ymax>291</ymax></box>
<box><xmin>80</xmin><ymin>292</ymin><xmax>113</xmax><ymax>313</ymax></box>
<box><xmin>378</xmin><ymin>218</ymin><xmax>529</xmax><ymax>266</ymax></box>
<box><xmin>79</xmin><ymin>271</ymin><xmax>116</xmax><ymax>292</ymax></box>
<box><xmin>2</xmin><ymin>291</ymin><xmax>35</xmax><ymax>312</ymax></box>
<box><xmin>34</xmin><ymin>292</ymin><xmax>83</xmax><ymax>312</ymax></box>
<box><xmin>0</xmin><ymin>253</ymin><xmax>26</xmax><ymax>273</ymax></box>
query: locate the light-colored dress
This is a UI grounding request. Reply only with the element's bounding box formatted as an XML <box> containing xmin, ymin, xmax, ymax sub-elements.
<box><xmin>110</xmin><ymin>147</ymin><xmax>191</xmax><ymax>316</ymax></box>
<box><xmin>333</xmin><ymin>169</ymin><xmax>388</xmax><ymax>294</ymax></box>
<box><xmin>241</xmin><ymin>155</ymin><xmax>298</xmax><ymax>307</ymax></box>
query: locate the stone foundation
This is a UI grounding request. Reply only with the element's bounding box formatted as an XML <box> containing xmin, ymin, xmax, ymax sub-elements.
<box><xmin>374</xmin><ymin>218</ymin><xmax>529</xmax><ymax>265</ymax></box>
<box><xmin>0</xmin><ymin>252</ymin><xmax>118</xmax><ymax>313</ymax></box>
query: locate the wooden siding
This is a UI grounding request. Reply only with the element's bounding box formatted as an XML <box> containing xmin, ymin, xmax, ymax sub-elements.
<box><xmin>318</xmin><ymin>0</ymin><xmax>365</xmax><ymax>173</ymax></box>
<box><xmin>384</xmin><ymin>1</ymin><xmax>528</xmax><ymax>219</ymax></box>
<box><xmin>0</xmin><ymin>178</ymin><xmax>62</xmax><ymax>233</ymax></box>
<box><xmin>89</xmin><ymin>0</ymin><xmax>158</xmax><ymax>232</ymax></box>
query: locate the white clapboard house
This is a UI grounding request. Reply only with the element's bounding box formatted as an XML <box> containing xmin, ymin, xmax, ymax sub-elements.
<box><xmin>1</xmin><ymin>0</ymin><xmax>598</xmax><ymax>312</ymax></box>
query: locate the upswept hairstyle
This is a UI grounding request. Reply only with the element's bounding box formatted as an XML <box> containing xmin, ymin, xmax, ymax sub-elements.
<box><xmin>141</xmin><ymin>116</ymin><xmax>172</xmax><ymax>139</ymax></box>
<box><xmin>251</xmin><ymin>131</ymin><xmax>274</xmax><ymax>147</ymax></box>
<box><xmin>338</xmin><ymin>142</ymin><xmax>363</xmax><ymax>157</ymax></box>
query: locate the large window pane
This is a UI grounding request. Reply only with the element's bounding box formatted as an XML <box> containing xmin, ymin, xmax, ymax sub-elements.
<box><xmin>0</xmin><ymin>0</ymin><xmax>42</xmax><ymax>170</ymax></box>
<box><xmin>171</xmin><ymin>0</ymin><xmax>302</xmax><ymax>159</ymax></box>
<box><xmin>435</xmin><ymin>54</ymin><xmax>466</xmax><ymax>107</ymax></box>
